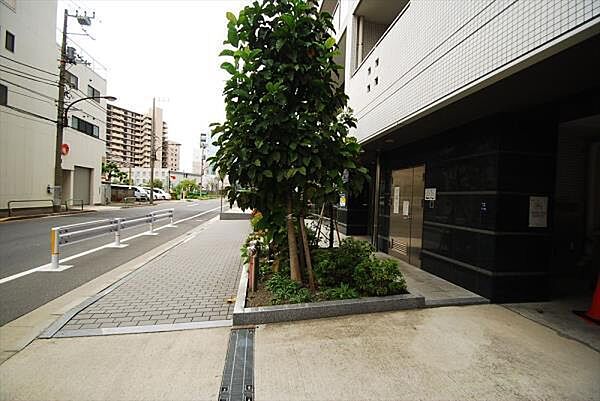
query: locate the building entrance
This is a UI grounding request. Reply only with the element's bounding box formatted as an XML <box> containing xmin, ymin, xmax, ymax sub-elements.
<box><xmin>389</xmin><ymin>165</ymin><xmax>424</xmax><ymax>267</ymax></box>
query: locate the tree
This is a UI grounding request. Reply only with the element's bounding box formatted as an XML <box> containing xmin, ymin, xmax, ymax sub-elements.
<box><xmin>102</xmin><ymin>161</ymin><xmax>121</xmax><ymax>182</ymax></box>
<box><xmin>144</xmin><ymin>179</ymin><xmax>163</xmax><ymax>189</ymax></box>
<box><xmin>210</xmin><ymin>0</ymin><xmax>368</xmax><ymax>284</ymax></box>
<box><xmin>173</xmin><ymin>179</ymin><xmax>198</xmax><ymax>198</ymax></box>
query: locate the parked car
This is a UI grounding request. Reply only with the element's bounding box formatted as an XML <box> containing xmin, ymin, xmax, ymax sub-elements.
<box><xmin>155</xmin><ymin>188</ymin><xmax>171</xmax><ymax>200</ymax></box>
<box><xmin>134</xmin><ymin>186</ymin><xmax>149</xmax><ymax>201</ymax></box>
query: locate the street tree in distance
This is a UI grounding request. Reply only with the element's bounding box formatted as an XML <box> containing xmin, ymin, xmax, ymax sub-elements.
<box><xmin>210</xmin><ymin>0</ymin><xmax>368</xmax><ymax>284</ymax></box>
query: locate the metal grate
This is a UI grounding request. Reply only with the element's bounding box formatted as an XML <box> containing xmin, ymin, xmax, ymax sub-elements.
<box><xmin>219</xmin><ymin>329</ymin><xmax>255</xmax><ymax>401</ymax></box>
<box><xmin>391</xmin><ymin>237</ymin><xmax>408</xmax><ymax>255</ymax></box>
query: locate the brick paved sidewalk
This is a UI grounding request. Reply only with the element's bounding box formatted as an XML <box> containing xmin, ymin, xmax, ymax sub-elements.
<box><xmin>55</xmin><ymin>219</ymin><xmax>250</xmax><ymax>335</ymax></box>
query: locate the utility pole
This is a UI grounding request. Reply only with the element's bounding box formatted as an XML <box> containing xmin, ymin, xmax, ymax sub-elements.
<box><xmin>149</xmin><ymin>97</ymin><xmax>155</xmax><ymax>204</ymax></box>
<box><xmin>52</xmin><ymin>10</ymin><xmax>68</xmax><ymax>212</ymax></box>
<box><xmin>200</xmin><ymin>132</ymin><xmax>207</xmax><ymax>193</ymax></box>
<box><xmin>53</xmin><ymin>9</ymin><xmax>94</xmax><ymax>212</ymax></box>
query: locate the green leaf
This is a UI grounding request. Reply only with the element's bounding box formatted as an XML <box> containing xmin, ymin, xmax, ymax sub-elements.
<box><xmin>302</xmin><ymin>156</ymin><xmax>310</xmax><ymax>166</ymax></box>
<box><xmin>272</xmin><ymin>151</ymin><xmax>281</xmax><ymax>162</ymax></box>
<box><xmin>325</xmin><ymin>37</ymin><xmax>336</xmax><ymax>49</ymax></box>
<box><xmin>289</xmin><ymin>142</ymin><xmax>297</xmax><ymax>150</ymax></box>
<box><xmin>276</xmin><ymin>38</ymin><xmax>285</xmax><ymax>51</ymax></box>
<box><xmin>286</xmin><ymin>169</ymin><xmax>296</xmax><ymax>179</ymax></box>
<box><xmin>254</xmin><ymin>159</ymin><xmax>261</xmax><ymax>167</ymax></box>
<box><xmin>343</xmin><ymin>160</ymin><xmax>356</xmax><ymax>169</ymax></box>
<box><xmin>226</xmin><ymin>11</ymin><xmax>237</xmax><ymax>24</ymax></box>
<box><xmin>298</xmin><ymin>166</ymin><xmax>306</xmax><ymax>175</ymax></box>
<box><xmin>228</xmin><ymin>27</ymin><xmax>239</xmax><ymax>47</ymax></box>
<box><xmin>219</xmin><ymin>49</ymin><xmax>235</xmax><ymax>57</ymax></box>
<box><xmin>263</xmin><ymin>170</ymin><xmax>273</xmax><ymax>178</ymax></box>
<box><xmin>220</xmin><ymin>62</ymin><xmax>236</xmax><ymax>75</ymax></box>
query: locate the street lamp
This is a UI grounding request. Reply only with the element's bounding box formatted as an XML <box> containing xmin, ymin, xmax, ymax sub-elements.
<box><xmin>53</xmin><ymin>95</ymin><xmax>117</xmax><ymax>211</ymax></box>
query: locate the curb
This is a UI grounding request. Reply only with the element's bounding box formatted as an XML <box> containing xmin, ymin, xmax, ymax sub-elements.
<box><xmin>232</xmin><ymin>265</ymin><xmax>490</xmax><ymax>326</ymax></box>
<box><xmin>0</xmin><ymin>209</ymin><xmax>96</xmax><ymax>223</ymax></box>
<box><xmin>232</xmin><ymin>265</ymin><xmax>426</xmax><ymax>325</ymax></box>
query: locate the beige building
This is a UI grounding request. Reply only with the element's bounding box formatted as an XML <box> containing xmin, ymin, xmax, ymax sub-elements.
<box><xmin>106</xmin><ymin>104</ymin><xmax>168</xmax><ymax>168</ymax></box>
<box><xmin>1</xmin><ymin>0</ymin><xmax>107</xmax><ymax>208</ymax></box>
<box><xmin>164</xmin><ymin>140</ymin><xmax>181</xmax><ymax>171</ymax></box>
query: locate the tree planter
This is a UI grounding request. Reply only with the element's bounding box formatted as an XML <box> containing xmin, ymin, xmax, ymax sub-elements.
<box><xmin>233</xmin><ymin>264</ymin><xmax>426</xmax><ymax>325</ymax></box>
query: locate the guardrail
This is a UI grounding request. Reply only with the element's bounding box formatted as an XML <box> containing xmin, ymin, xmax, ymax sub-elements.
<box><xmin>8</xmin><ymin>199</ymin><xmax>55</xmax><ymax>216</ymax></box>
<box><xmin>49</xmin><ymin>208</ymin><xmax>175</xmax><ymax>269</ymax></box>
<box><xmin>64</xmin><ymin>198</ymin><xmax>84</xmax><ymax>211</ymax></box>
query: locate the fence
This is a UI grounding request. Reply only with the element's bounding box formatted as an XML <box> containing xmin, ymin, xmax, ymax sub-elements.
<box><xmin>49</xmin><ymin>208</ymin><xmax>175</xmax><ymax>269</ymax></box>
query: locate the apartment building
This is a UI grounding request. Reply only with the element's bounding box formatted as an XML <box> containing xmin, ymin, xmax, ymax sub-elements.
<box><xmin>106</xmin><ymin>104</ymin><xmax>168</xmax><ymax>168</ymax></box>
<box><xmin>165</xmin><ymin>140</ymin><xmax>181</xmax><ymax>171</ymax></box>
<box><xmin>321</xmin><ymin>0</ymin><xmax>600</xmax><ymax>302</ymax></box>
<box><xmin>0</xmin><ymin>0</ymin><xmax>107</xmax><ymax>208</ymax></box>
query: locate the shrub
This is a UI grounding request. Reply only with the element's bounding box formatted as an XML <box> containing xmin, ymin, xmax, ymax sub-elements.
<box><xmin>354</xmin><ymin>257</ymin><xmax>407</xmax><ymax>296</ymax></box>
<box><xmin>312</xmin><ymin>239</ymin><xmax>373</xmax><ymax>287</ymax></box>
<box><xmin>266</xmin><ymin>273</ymin><xmax>312</xmax><ymax>305</ymax></box>
<box><xmin>322</xmin><ymin>283</ymin><xmax>359</xmax><ymax>300</ymax></box>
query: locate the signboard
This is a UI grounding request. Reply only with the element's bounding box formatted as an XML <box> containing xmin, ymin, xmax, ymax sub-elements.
<box><xmin>339</xmin><ymin>194</ymin><xmax>346</xmax><ymax>208</ymax></box>
<box><xmin>402</xmin><ymin>200</ymin><xmax>410</xmax><ymax>216</ymax></box>
<box><xmin>424</xmin><ymin>187</ymin><xmax>436</xmax><ymax>200</ymax></box>
<box><xmin>393</xmin><ymin>186</ymin><xmax>400</xmax><ymax>214</ymax></box>
<box><xmin>529</xmin><ymin>196</ymin><xmax>548</xmax><ymax>228</ymax></box>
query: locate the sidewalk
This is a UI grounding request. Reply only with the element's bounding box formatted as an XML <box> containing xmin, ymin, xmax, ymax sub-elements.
<box><xmin>47</xmin><ymin>218</ymin><xmax>250</xmax><ymax>337</ymax></box>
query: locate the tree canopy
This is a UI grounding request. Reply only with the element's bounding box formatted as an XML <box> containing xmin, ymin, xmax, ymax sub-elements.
<box><xmin>210</xmin><ymin>0</ymin><xmax>368</xmax><ymax>282</ymax></box>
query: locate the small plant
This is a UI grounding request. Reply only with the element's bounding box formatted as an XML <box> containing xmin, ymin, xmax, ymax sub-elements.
<box><xmin>354</xmin><ymin>257</ymin><xmax>407</xmax><ymax>296</ymax></box>
<box><xmin>312</xmin><ymin>239</ymin><xmax>374</xmax><ymax>287</ymax></box>
<box><xmin>266</xmin><ymin>273</ymin><xmax>312</xmax><ymax>305</ymax></box>
<box><xmin>322</xmin><ymin>283</ymin><xmax>359</xmax><ymax>300</ymax></box>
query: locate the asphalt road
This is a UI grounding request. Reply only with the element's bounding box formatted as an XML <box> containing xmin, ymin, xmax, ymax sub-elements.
<box><xmin>0</xmin><ymin>199</ymin><xmax>227</xmax><ymax>326</ymax></box>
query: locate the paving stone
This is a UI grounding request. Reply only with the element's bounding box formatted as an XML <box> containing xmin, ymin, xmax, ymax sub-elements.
<box><xmin>99</xmin><ymin>322</ymin><xmax>120</xmax><ymax>328</ymax></box>
<box><xmin>80</xmin><ymin>323</ymin><xmax>101</xmax><ymax>329</ymax></box>
<box><xmin>56</xmin><ymin>220</ymin><xmax>248</xmax><ymax>336</ymax></box>
<box><xmin>174</xmin><ymin>318</ymin><xmax>192</xmax><ymax>323</ymax></box>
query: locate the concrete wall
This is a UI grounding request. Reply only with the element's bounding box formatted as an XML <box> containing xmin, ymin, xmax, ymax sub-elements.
<box><xmin>61</xmin><ymin>62</ymin><xmax>107</xmax><ymax>205</ymax></box>
<box><xmin>0</xmin><ymin>0</ymin><xmax>58</xmax><ymax>209</ymax></box>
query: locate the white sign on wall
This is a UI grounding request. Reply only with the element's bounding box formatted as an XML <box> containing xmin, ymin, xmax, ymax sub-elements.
<box><xmin>393</xmin><ymin>187</ymin><xmax>400</xmax><ymax>214</ymax></box>
<box><xmin>529</xmin><ymin>196</ymin><xmax>548</xmax><ymax>228</ymax></box>
<box><xmin>402</xmin><ymin>200</ymin><xmax>410</xmax><ymax>216</ymax></box>
<box><xmin>424</xmin><ymin>188</ymin><xmax>437</xmax><ymax>200</ymax></box>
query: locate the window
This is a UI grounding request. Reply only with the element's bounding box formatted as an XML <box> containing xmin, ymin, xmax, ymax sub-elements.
<box><xmin>65</xmin><ymin>71</ymin><xmax>78</xmax><ymax>89</ymax></box>
<box><xmin>87</xmin><ymin>85</ymin><xmax>100</xmax><ymax>102</ymax></box>
<box><xmin>71</xmin><ymin>116</ymin><xmax>100</xmax><ymax>137</ymax></box>
<box><xmin>374</xmin><ymin>77</ymin><xmax>379</xmax><ymax>86</ymax></box>
<box><xmin>0</xmin><ymin>84</ymin><xmax>7</xmax><ymax>105</ymax></box>
<box><xmin>5</xmin><ymin>31</ymin><xmax>15</xmax><ymax>52</ymax></box>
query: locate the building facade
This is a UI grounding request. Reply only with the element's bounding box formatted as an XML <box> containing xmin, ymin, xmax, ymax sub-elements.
<box><xmin>106</xmin><ymin>104</ymin><xmax>169</xmax><ymax>169</ymax></box>
<box><xmin>0</xmin><ymin>0</ymin><xmax>107</xmax><ymax>208</ymax></box>
<box><xmin>321</xmin><ymin>0</ymin><xmax>600</xmax><ymax>302</ymax></box>
<box><xmin>164</xmin><ymin>140</ymin><xmax>181</xmax><ymax>171</ymax></box>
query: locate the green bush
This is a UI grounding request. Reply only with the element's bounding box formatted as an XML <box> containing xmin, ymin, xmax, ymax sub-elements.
<box><xmin>312</xmin><ymin>238</ymin><xmax>373</xmax><ymax>287</ymax></box>
<box><xmin>321</xmin><ymin>283</ymin><xmax>359</xmax><ymax>300</ymax></box>
<box><xmin>266</xmin><ymin>273</ymin><xmax>312</xmax><ymax>304</ymax></box>
<box><xmin>354</xmin><ymin>257</ymin><xmax>407</xmax><ymax>296</ymax></box>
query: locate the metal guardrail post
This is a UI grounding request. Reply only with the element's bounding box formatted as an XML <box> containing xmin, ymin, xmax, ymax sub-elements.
<box><xmin>50</xmin><ymin>227</ymin><xmax>60</xmax><ymax>269</ymax></box>
<box><xmin>109</xmin><ymin>218</ymin><xmax>128</xmax><ymax>248</ymax></box>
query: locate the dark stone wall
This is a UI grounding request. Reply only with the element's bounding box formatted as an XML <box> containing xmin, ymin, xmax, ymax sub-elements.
<box><xmin>375</xmin><ymin>112</ymin><xmax>557</xmax><ymax>302</ymax></box>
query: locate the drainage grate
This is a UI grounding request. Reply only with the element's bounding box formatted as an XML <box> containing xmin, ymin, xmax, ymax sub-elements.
<box><xmin>219</xmin><ymin>329</ymin><xmax>255</xmax><ymax>401</ymax></box>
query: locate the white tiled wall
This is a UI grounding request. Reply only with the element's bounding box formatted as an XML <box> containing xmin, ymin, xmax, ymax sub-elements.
<box><xmin>340</xmin><ymin>0</ymin><xmax>600</xmax><ymax>143</ymax></box>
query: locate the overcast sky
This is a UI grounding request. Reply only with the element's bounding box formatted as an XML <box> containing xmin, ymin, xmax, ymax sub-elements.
<box><xmin>57</xmin><ymin>0</ymin><xmax>250</xmax><ymax>170</ymax></box>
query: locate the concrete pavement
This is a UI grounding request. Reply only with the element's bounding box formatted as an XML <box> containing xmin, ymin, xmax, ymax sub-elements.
<box><xmin>255</xmin><ymin>304</ymin><xmax>600</xmax><ymax>401</ymax></box>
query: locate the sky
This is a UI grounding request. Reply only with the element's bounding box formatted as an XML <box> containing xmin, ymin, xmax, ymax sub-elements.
<box><xmin>56</xmin><ymin>0</ymin><xmax>251</xmax><ymax>170</ymax></box>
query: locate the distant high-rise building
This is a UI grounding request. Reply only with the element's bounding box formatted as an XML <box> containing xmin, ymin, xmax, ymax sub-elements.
<box><xmin>106</xmin><ymin>104</ymin><xmax>168</xmax><ymax>168</ymax></box>
<box><xmin>164</xmin><ymin>140</ymin><xmax>181</xmax><ymax>171</ymax></box>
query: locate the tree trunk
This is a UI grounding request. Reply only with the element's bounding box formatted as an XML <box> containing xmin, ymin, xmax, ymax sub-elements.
<box><xmin>299</xmin><ymin>214</ymin><xmax>316</xmax><ymax>291</ymax></box>
<box><xmin>287</xmin><ymin>195</ymin><xmax>302</xmax><ymax>283</ymax></box>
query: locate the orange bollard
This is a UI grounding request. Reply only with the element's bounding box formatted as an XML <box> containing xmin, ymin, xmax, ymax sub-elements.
<box><xmin>575</xmin><ymin>275</ymin><xmax>600</xmax><ymax>324</ymax></box>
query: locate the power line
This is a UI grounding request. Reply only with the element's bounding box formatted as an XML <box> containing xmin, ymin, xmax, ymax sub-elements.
<box><xmin>0</xmin><ymin>55</ymin><xmax>58</xmax><ymax>77</ymax></box>
<box><xmin>1</xmin><ymin>109</ymin><xmax>56</xmax><ymax>127</ymax></box>
<box><xmin>4</xmin><ymin>104</ymin><xmax>57</xmax><ymax>123</ymax></box>
<box><xmin>0</xmin><ymin>64</ymin><xmax>59</xmax><ymax>84</ymax></box>
<box><xmin>0</xmin><ymin>78</ymin><xmax>57</xmax><ymax>100</ymax></box>
<box><xmin>0</xmin><ymin>67</ymin><xmax>58</xmax><ymax>86</ymax></box>
<box><xmin>7</xmin><ymin>88</ymin><xmax>55</xmax><ymax>105</ymax></box>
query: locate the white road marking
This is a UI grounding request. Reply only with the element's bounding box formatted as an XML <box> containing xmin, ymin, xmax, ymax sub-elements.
<box><xmin>0</xmin><ymin>205</ymin><xmax>223</xmax><ymax>284</ymax></box>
